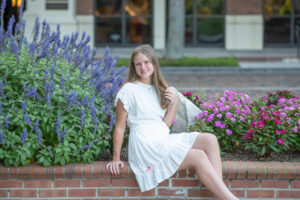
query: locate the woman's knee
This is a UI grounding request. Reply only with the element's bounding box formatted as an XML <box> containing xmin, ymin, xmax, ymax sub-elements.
<box><xmin>180</xmin><ymin>149</ymin><xmax>207</xmax><ymax>170</ymax></box>
<box><xmin>196</xmin><ymin>133</ymin><xmax>219</xmax><ymax>146</ymax></box>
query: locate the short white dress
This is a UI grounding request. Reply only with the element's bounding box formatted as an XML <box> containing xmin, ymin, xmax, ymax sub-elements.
<box><xmin>115</xmin><ymin>81</ymin><xmax>199</xmax><ymax>192</ymax></box>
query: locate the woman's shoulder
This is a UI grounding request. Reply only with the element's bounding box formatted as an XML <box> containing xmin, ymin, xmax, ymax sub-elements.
<box><xmin>118</xmin><ymin>82</ymin><xmax>138</xmax><ymax>92</ymax></box>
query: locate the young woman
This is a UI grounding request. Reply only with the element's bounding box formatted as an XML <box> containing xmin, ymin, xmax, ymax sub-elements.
<box><xmin>106</xmin><ymin>44</ymin><xmax>238</xmax><ymax>200</ymax></box>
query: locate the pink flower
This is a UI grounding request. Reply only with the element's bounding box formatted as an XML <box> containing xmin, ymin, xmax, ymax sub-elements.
<box><xmin>220</xmin><ymin>123</ymin><xmax>226</xmax><ymax>129</ymax></box>
<box><xmin>277</xmin><ymin>138</ymin><xmax>284</xmax><ymax>145</ymax></box>
<box><xmin>246</xmin><ymin>129</ymin><xmax>253</xmax><ymax>139</ymax></box>
<box><xmin>250</xmin><ymin>121</ymin><xmax>256</xmax><ymax>127</ymax></box>
<box><xmin>257</xmin><ymin>121</ymin><xmax>265</xmax><ymax>128</ymax></box>
<box><xmin>275</xmin><ymin>130</ymin><xmax>281</xmax><ymax>135</ymax></box>
<box><xmin>195</xmin><ymin>96</ymin><xmax>199</xmax><ymax>100</ymax></box>
<box><xmin>225</xmin><ymin>112</ymin><xmax>232</xmax><ymax>118</ymax></box>
<box><xmin>275</xmin><ymin>119</ymin><xmax>282</xmax><ymax>125</ymax></box>
<box><xmin>105</xmin><ymin>83</ymin><xmax>112</xmax><ymax>89</ymax></box>
<box><xmin>217</xmin><ymin>114</ymin><xmax>222</xmax><ymax>119</ymax></box>
<box><xmin>280</xmin><ymin>129</ymin><xmax>286</xmax><ymax>134</ymax></box>
<box><xmin>240</xmin><ymin>116</ymin><xmax>245</xmax><ymax>122</ymax></box>
<box><xmin>231</xmin><ymin>118</ymin><xmax>236</xmax><ymax>122</ymax></box>
<box><xmin>183</xmin><ymin>91</ymin><xmax>193</xmax><ymax>96</ymax></box>
<box><xmin>226</xmin><ymin>129</ymin><xmax>233</xmax><ymax>135</ymax></box>
<box><xmin>293</xmin><ymin>127</ymin><xmax>298</xmax><ymax>133</ymax></box>
<box><xmin>236</xmin><ymin>108</ymin><xmax>241</xmax><ymax>114</ymax></box>
<box><xmin>215</xmin><ymin>121</ymin><xmax>221</xmax><ymax>127</ymax></box>
<box><xmin>172</xmin><ymin>120</ymin><xmax>177</xmax><ymax>125</ymax></box>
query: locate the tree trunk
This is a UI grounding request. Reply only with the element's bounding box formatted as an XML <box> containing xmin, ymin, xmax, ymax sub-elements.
<box><xmin>165</xmin><ymin>0</ymin><xmax>185</xmax><ymax>59</ymax></box>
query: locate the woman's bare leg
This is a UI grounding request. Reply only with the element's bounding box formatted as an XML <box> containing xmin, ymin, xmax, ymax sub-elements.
<box><xmin>179</xmin><ymin>149</ymin><xmax>238</xmax><ymax>200</ymax></box>
<box><xmin>192</xmin><ymin>133</ymin><xmax>223</xmax><ymax>179</ymax></box>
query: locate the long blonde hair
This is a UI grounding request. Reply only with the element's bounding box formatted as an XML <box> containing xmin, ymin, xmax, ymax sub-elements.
<box><xmin>127</xmin><ymin>44</ymin><xmax>169</xmax><ymax>109</ymax></box>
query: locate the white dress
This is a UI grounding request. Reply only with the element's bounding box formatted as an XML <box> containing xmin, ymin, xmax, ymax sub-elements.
<box><xmin>115</xmin><ymin>81</ymin><xmax>199</xmax><ymax>192</ymax></box>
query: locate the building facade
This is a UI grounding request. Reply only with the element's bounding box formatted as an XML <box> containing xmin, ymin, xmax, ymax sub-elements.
<box><xmin>22</xmin><ymin>0</ymin><xmax>300</xmax><ymax>50</ymax></box>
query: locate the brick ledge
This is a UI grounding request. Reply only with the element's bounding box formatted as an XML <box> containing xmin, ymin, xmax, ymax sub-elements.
<box><xmin>0</xmin><ymin>161</ymin><xmax>299</xmax><ymax>180</ymax></box>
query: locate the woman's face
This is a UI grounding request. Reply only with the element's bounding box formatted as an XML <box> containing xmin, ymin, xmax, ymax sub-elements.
<box><xmin>133</xmin><ymin>53</ymin><xmax>154</xmax><ymax>83</ymax></box>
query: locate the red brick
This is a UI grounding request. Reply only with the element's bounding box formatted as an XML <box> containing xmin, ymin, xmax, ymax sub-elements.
<box><xmin>24</xmin><ymin>180</ymin><xmax>52</xmax><ymax>188</ymax></box>
<box><xmin>46</xmin><ymin>166</ymin><xmax>55</xmax><ymax>178</ymax></box>
<box><xmin>172</xmin><ymin>179</ymin><xmax>199</xmax><ymax>187</ymax></box>
<box><xmin>0</xmin><ymin>166</ymin><xmax>8</xmax><ymax>178</ymax></box>
<box><xmin>0</xmin><ymin>190</ymin><xmax>8</xmax><ymax>197</ymax></box>
<box><xmin>187</xmin><ymin>169</ymin><xmax>196</xmax><ymax>178</ymax></box>
<box><xmin>28</xmin><ymin>164</ymin><xmax>37</xmax><ymax>179</ymax></box>
<box><xmin>277</xmin><ymin>190</ymin><xmax>300</xmax><ymax>198</ymax></box>
<box><xmin>231</xmin><ymin>180</ymin><xmax>259</xmax><ymax>188</ymax></box>
<box><xmin>226</xmin><ymin>161</ymin><xmax>237</xmax><ymax>178</ymax></box>
<box><xmin>158</xmin><ymin>179</ymin><xmax>169</xmax><ymax>187</ymax></box>
<box><xmin>9</xmin><ymin>167</ymin><xmax>18</xmax><ymax>178</ymax></box>
<box><xmin>256</xmin><ymin>162</ymin><xmax>267</xmax><ymax>179</ymax></box>
<box><xmin>102</xmin><ymin>161</ymin><xmax>111</xmax><ymax>178</ymax></box>
<box><xmin>265</xmin><ymin>162</ymin><xmax>277</xmax><ymax>178</ymax></box>
<box><xmin>120</xmin><ymin>162</ymin><xmax>130</xmax><ymax>178</ymax></box>
<box><xmin>94</xmin><ymin>162</ymin><xmax>102</xmax><ymax>178</ymax></box>
<box><xmin>55</xmin><ymin>165</ymin><xmax>65</xmax><ymax>178</ymax></box>
<box><xmin>158</xmin><ymin>188</ymin><xmax>185</xmax><ymax>196</ymax></box>
<box><xmin>37</xmin><ymin>166</ymin><xmax>47</xmax><ymax>179</ymax></box>
<box><xmin>10</xmin><ymin>189</ymin><xmax>37</xmax><ymax>197</ymax></box>
<box><xmin>65</xmin><ymin>163</ymin><xmax>74</xmax><ymax>178</ymax></box>
<box><xmin>18</xmin><ymin>166</ymin><xmax>27</xmax><ymax>178</ymax></box>
<box><xmin>98</xmin><ymin>189</ymin><xmax>125</xmax><ymax>196</ymax></box>
<box><xmin>0</xmin><ymin>180</ymin><xmax>23</xmax><ymax>188</ymax></box>
<box><xmin>273</xmin><ymin>162</ymin><xmax>287</xmax><ymax>179</ymax></box>
<box><xmin>222</xmin><ymin>162</ymin><xmax>228</xmax><ymax>178</ymax></box>
<box><xmin>261</xmin><ymin>180</ymin><xmax>289</xmax><ymax>188</ymax></box>
<box><xmin>284</xmin><ymin>162</ymin><xmax>297</xmax><ymax>179</ymax></box>
<box><xmin>227</xmin><ymin>0</ymin><xmax>262</xmax><ymax>15</ymax></box>
<box><xmin>69</xmin><ymin>189</ymin><xmax>96</xmax><ymax>197</ymax></box>
<box><xmin>188</xmin><ymin>189</ymin><xmax>213</xmax><ymax>197</ymax></box>
<box><xmin>236</xmin><ymin>161</ymin><xmax>247</xmax><ymax>178</ymax></box>
<box><xmin>293</xmin><ymin>162</ymin><xmax>300</xmax><ymax>179</ymax></box>
<box><xmin>40</xmin><ymin>189</ymin><xmax>67</xmax><ymax>197</ymax></box>
<box><xmin>245</xmin><ymin>161</ymin><xmax>257</xmax><ymax>179</ymax></box>
<box><xmin>76</xmin><ymin>0</ymin><xmax>93</xmax><ymax>15</ymax></box>
<box><xmin>112</xmin><ymin>179</ymin><xmax>137</xmax><ymax>187</ymax></box>
<box><xmin>291</xmin><ymin>180</ymin><xmax>300</xmax><ymax>189</ymax></box>
<box><xmin>54</xmin><ymin>180</ymin><xmax>81</xmax><ymax>188</ymax></box>
<box><xmin>83</xmin><ymin>179</ymin><xmax>110</xmax><ymax>187</ymax></box>
<box><xmin>74</xmin><ymin>164</ymin><xmax>83</xmax><ymax>178</ymax></box>
<box><xmin>230</xmin><ymin>190</ymin><xmax>245</xmax><ymax>198</ymax></box>
<box><xmin>84</xmin><ymin>164</ymin><xmax>93</xmax><ymax>178</ymax></box>
<box><xmin>178</xmin><ymin>169</ymin><xmax>187</xmax><ymax>178</ymax></box>
<box><xmin>248</xmin><ymin>190</ymin><xmax>275</xmax><ymax>198</ymax></box>
<box><xmin>128</xmin><ymin>189</ymin><xmax>155</xmax><ymax>196</ymax></box>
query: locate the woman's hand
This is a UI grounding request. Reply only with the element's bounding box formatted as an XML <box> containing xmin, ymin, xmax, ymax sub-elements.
<box><xmin>165</xmin><ymin>87</ymin><xmax>178</xmax><ymax>109</ymax></box>
<box><xmin>106</xmin><ymin>160</ymin><xmax>124</xmax><ymax>175</ymax></box>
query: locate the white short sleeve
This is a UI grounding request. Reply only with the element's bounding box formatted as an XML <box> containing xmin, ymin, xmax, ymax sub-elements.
<box><xmin>114</xmin><ymin>84</ymin><xmax>132</xmax><ymax>112</ymax></box>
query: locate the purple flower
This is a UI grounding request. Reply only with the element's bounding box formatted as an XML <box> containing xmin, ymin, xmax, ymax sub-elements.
<box><xmin>293</xmin><ymin>127</ymin><xmax>298</xmax><ymax>133</ymax></box>
<box><xmin>25</xmin><ymin>87</ymin><xmax>41</xmax><ymax>100</ymax></box>
<box><xmin>275</xmin><ymin>130</ymin><xmax>281</xmax><ymax>135</ymax></box>
<box><xmin>217</xmin><ymin>114</ymin><xmax>222</xmax><ymax>119</ymax></box>
<box><xmin>24</xmin><ymin>113</ymin><xmax>32</xmax><ymax>127</ymax></box>
<box><xmin>3</xmin><ymin>116</ymin><xmax>9</xmax><ymax>128</ymax></box>
<box><xmin>231</xmin><ymin>118</ymin><xmax>236</xmax><ymax>122</ymax></box>
<box><xmin>34</xmin><ymin>120</ymin><xmax>42</xmax><ymax>145</ymax></box>
<box><xmin>0</xmin><ymin>81</ymin><xmax>4</xmax><ymax>96</ymax></box>
<box><xmin>21</xmin><ymin>101</ymin><xmax>27</xmax><ymax>112</ymax></box>
<box><xmin>21</xmin><ymin>129</ymin><xmax>27</xmax><ymax>144</ymax></box>
<box><xmin>240</xmin><ymin>116</ymin><xmax>245</xmax><ymax>122</ymax></box>
<box><xmin>172</xmin><ymin>120</ymin><xmax>177</xmax><ymax>125</ymax></box>
<box><xmin>220</xmin><ymin>123</ymin><xmax>226</xmax><ymax>129</ymax></box>
<box><xmin>225</xmin><ymin>112</ymin><xmax>232</xmax><ymax>118</ymax></box>
<box><xmin>0</xmin><ymin>130</ymin><xmax>5</xmax><ymax>144</ymax></box>
<box><xmin>80</xmin><ymin>109</ymin><xmax>85</xmax><ymax>128</ymax></box>
<box><xmin>80</xmin><ymin>141</ymin><xmax>94</xmax><ymax>150</ymax></box>
<box><xmin>226</xmin><ymin>129</ymin><xmax>233</xmax><ymax>135</ymax></box>
<box><xmin>0</xmin><ymin>102</ymin><xmax>2</xmax><ymax>113</ymax></box>
<box><xmin>215</xmin><ymin>121</ymin><xmax>221</xmax><ymax>127</ymax></box>
<box><xmin>56</xmin><ymin>118</ymin><xmax>61</xmax><ymax>135</ymax></box>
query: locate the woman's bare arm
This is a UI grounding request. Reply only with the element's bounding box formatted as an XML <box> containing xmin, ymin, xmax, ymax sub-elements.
<box><xmin>162</xmin><ymin>87</ymin><xmax>178</xmax><ymax>127</ymax></box>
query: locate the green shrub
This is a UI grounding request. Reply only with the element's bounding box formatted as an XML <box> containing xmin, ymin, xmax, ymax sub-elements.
<box><xmin>0</xmin><ymin>1</ymin><xmax>125</xmax><ymax>167</ymax></box>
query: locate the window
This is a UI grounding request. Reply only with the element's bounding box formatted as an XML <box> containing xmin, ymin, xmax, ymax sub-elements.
<box><xmin>264</xmin><ymin>0</ymin><xmax>300</xmax><ymax>46</ymax></box>
<box><xmin>46</xmin><ymin>0</ymin><xmax>68</xmax><ymax>10</ymax></box>
<box><xmin>94</xmin><ymin>0</ymin><xmax>153</xmax><ymax>46</ymax></box>
<box><xmin>185</xmin><ymin>0</ymin><xmax>225</xmax><ymax>46</ymax></box>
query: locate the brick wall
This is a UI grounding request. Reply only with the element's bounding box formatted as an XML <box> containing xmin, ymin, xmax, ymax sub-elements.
<box><xmin>0</xmin><ymin>161</ymin><xmax>299</xmax><ymax>199</ymax></box>
<box><xmin>226</xmin><ymin>0</ymin><xmax>262</xmax><ymax>15</ymax></box>
<box><xmin>76</xmin><ymin>0</ymin><xmax>93</xmax><ymax>15</ymax></box>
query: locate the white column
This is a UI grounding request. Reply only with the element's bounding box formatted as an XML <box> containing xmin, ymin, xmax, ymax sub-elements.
<box><xmin>153</xmin><ymin>0</ymin><xmax>166</xmax><ymax>50</ymax></box>
<box><xmin>225</xmin><ymin>15</ymin><xmax>263</xmax><ymax>50</ymax></box>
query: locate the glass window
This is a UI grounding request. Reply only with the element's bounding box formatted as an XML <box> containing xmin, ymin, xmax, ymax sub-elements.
<box><xmin>185</xmin><ymin>0</ymin><xmax>194</xmax><ymax>15</ymax></box>
<box><xmin>126</xmin><ymin>17</ymin><xmax>152</xmax><ymax>43</ymax></box>
<box><xmin>95</xmin><ymin>0</ymin><xmax>122</xmax><ymax>15</ymax></box>
<box><xmin>95</xmin><ymin>18</ymin><xmax>122</xmax><ymax>44</ymax></box>
<box><xmin>94</xmin><ymin>0</ymin><xmax>153</xmax><ymax>46</ymax></box>
<box><xmin>264</xmin><ymin>18</ymin><xmax>291</xmax><ymax>43</ymax></box>
<box><xmin>196</xmin><ymin>0</ymin><xmax>223</xmax><ymax>15</ymax></box>
<box><xmin>295</xmin><ymin>17</ymin><xmax>300</xmax><ymax>44</ymax></box>
<box><xmin>125</xmin><ymin>0</ymin><xmax>152</xmax><ymax>16</ymax></box>
<box><xmin>185</xmin><ymin>18</ymin><xmax>193</xmax><ymax>44</ymax></box>
<box><xmin>295</xmin><ymin>0</ymin><xmax>300</xmax><ymax>14</ymax></box>
<box><xmin>264</xmin><ymin>0</ymin><xmax>291</xmax><ymax>15</ymax></box>
<box><xmin>197</xmin><ymin>17</ymin><xmax>223</xmax><ymax>43</ymax></box>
